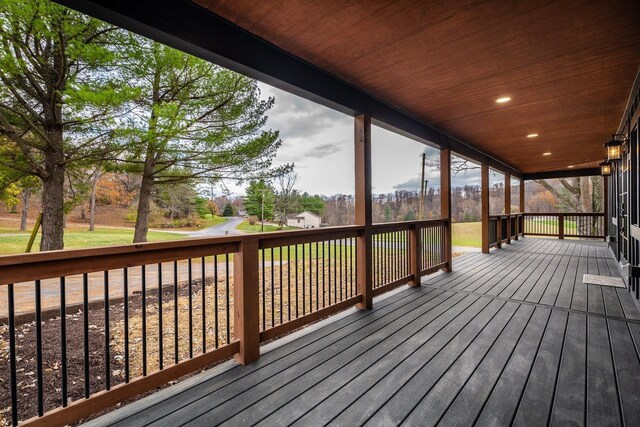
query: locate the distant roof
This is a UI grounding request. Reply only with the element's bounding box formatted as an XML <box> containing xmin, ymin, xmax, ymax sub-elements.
<box><xmin>288</xmin><ymin>211</ymin><xmax>321</xmax><ymax>219</ymax></box>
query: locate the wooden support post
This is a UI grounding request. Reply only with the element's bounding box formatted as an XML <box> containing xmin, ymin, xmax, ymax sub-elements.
<box><xmin>520</xmin><ymin>178</ymin><xmax>526</xmax><ymax>238</ymax></box>
<box><xmin>496</xmin><ymin>217</ymin><xmax>502</xmax><ymax>249</ymax></box>
<box><xmin>481</xmin><ymin>164</ymin><xmax>490</xmax><ymax>254</ymax></box>
<box><xmin>604</xmin><ymin>175</ymin><xmax>609</xmax><ymax>239</ymax></box>
<box><xmin>355</xmin><ymin>114</ymin><xmax>373</xmax><ymax>310</ymax></box>
<box><xmin>558</xmin><ymin>213</ymin><xmax>565</xmax><ymax>239</ymax></box>
<box><xmin>440</xmin><ymin>149</ymin><xmax>452</xmax><ymax>271</ymax></box>
<box><xmin>233</xmin><ymin>238</ymin><xmax>260</xmax><ymax>365</ymax></box>
<box><xmin>409</xmin><ymin>225</ymin><xmax>422</xmax><ymax>285</ymax></box>
<box><xmin>505</xmin><ymin>173</ymin><xmax>511</xmax><ymax>244</ymax></box>
<box><xmin>419</xmin><ymin>153</ymin><xmax>426</xmax><ymax>220</ymax></box>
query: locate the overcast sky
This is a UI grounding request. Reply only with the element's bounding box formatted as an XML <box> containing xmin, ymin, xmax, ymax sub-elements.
<box><xmin>220</xmin><ymin>82</ymin><xmax>492</xmax><ymax>197</ymax></box>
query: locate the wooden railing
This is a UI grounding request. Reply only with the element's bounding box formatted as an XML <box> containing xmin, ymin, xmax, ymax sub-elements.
<box><xmin>0</xmin><ymin>219</ymin><xmax>449</xmax><ymax>426</ymax></box>
<box><xmin>488</xmin><ymin>214</ymin><xmax>524</xmax><ymax>248</ymax></box>
<box><xmin>523</xmin><ymin>213</ymin><xmax>605</xmax><ymax>240</ymax></box>
<box><xmin>371</xmin><ymin>220</ymin><xmax>449</xmax><ymax>296</ymax></box>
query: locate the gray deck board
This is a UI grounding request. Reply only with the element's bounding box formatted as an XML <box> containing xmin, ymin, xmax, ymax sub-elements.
<box><xmin>602</xmin><ymin>287</ymin><xmax>625</xmax><ymax>318</ymax></box>
<box><xmin>550</xmin><ymin>312</ymin><xmax>587</xmax><ymax>426</ymax></box>
<box><xmin>571</xmin><ymin>256</ymin><xmax>589</xmax><ymax>312</ymax></box>
<box><xmin>362</xmin><ymin>300</ymin><xmax>517</xmax><ymax>426</ymax></box>
<box><xmin>513</xmin><ymin>310</ymin><xmax>568</xmax><ymax>425</ymax></box>
<box><xmin>291</xmin><ymin>296</ymin><xmax>494</xmax><ymax>426</ymax></box>
<box><xmin>539</xmin><ymin>254</ymin><xmax>571</xmax><ymax>306</ymax></box>
<box><xmin>555</xmin><ymin>256</ymin><xmax>579</xmax><ymax>309</ymax></box>
<box><xmin>436</xmin><ymin>305</ymin><xmax>542</xmax><ymax>427</ymax></box>
<box><xmin>161</xmin><ymin>287</ymin><xmax>451</xmax><ymax>424</ymax></box>
<box><xmin>88</xmin><ymin>238</ymin><xmax>640</xmax><ymax>427</ymax></box>
<box><xmin>474</xmin><ymin>306</ymin><xmax>550</xmax><ymax>426</ymax></box>
<box><xmin>608</xmin><ymin>319</ymin><xmax>640</xmax><ymax>424</ymax></box>
<box><xmin>587</xmin><ymin>316</ymin><xmax>622</xmax><ymax>425</ymax></box>
<box><xmin>258</xmin><ymin>294</ymin><xmax>480</xmax><ymax>426</ymax></box>
<box><xmin>588</xmin><ymin>284</ymin><xmax>606</xmax><ymax>315</ymax></box>
<box><xmin>333</xmin><ymin>298</ymin><xmax>507</xmax><ymax>426</ymax></box>
<box><xmin>401</xmin><ymin>305</ymin><xmax>536</xmax><ymax>426</ymax></box>
<box><xmin>217</xmin><ymin>292</ymin><xmax>471</xmax><ymax>426</ymax></box>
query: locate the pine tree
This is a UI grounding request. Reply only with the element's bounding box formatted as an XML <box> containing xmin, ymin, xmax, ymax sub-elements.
<box><xmin>114</xmin><ymin>40</ymin><xmax>285</xmax><ymax>242</ymax></box>
<box><xmin>0</xmin><ymin>0</ymin><xmax>136</xmax><ymax>249</ymax></box>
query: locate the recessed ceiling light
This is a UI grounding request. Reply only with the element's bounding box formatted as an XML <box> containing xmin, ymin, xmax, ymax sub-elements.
<box><xmin>495</xmin><ymin>97</ymin><xmax>511</xmax><ymax>104</ymax></box>
<box><xmin>527</xmin><ymin>133</ymin><xmax>539</xmax><ymax>138</ymax></box>
<box><xmin>543</xmin><ymin>152</ymin><xmax>552</xmax><ymax>156</ymax></box>
<box><xmin>568</xmin><ymin>165</ymin><xmax>574</xmax><ymax>168</ymax></box>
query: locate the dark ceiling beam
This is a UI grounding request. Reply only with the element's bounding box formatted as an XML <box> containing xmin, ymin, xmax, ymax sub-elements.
<box><xmin>523</xmin><ymin>168</ymin><xmax>601</xmax><ymax>180</ymax></box>
<box><xmin>54</xmin><ymin>0</ymin><xmax>522</xmax><ymax>179</ymax></box>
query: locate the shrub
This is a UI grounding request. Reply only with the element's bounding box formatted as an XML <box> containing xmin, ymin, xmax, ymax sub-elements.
<box><xmin>207</xmin><ymin>200</ymin><xmax>218</xmax><ymax>216</ymax></box>
<box><xmin>195</xmin><ymin>197</ymin><xmax>210</xmax><ymax>218</ymax></box>
<box><xmin>158</xmin><ymin>214</ymin><xmax>205</xmax><ymax>229</ymax></box>
<box><xmin>247</xmin><ymin>215</ymin><xmax>258</xmax><ymax>225</ymax></box>
<box><xmin>222</xmin><ymin>203</ymin><xmax>234</xmax><ymax>217</ymax></box>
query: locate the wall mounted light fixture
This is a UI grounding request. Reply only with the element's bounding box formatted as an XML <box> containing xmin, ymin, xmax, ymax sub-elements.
<box><xmin>604</xmin><ymin>134</ymin><xmax>627</xmax><ymax>161</ymax></box>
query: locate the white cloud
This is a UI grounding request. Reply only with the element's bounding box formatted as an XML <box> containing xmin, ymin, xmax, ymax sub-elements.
<box><xmin>218</xmin><ymin>82</ymin><xmax>484</xmax><ymax>198</ymax></box>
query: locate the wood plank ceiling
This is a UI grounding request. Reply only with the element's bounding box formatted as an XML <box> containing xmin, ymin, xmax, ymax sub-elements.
<box><xmin>194</xmin><ymin>0</ymin><xmax>640</xmax><ymax>174</ymax></box>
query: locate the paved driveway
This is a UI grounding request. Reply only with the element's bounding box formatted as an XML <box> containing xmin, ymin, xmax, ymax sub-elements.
<box><xmin>188</xmin><ymin>217</ymin><xmax>245</xmax><ymax>237</ymax></box>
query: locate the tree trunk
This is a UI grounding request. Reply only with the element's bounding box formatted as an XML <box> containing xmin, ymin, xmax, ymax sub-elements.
<box><xmin>579</xmin><ymin>177</ymin><xmax>593</xmax><ymax>237</ymax></box>
<box><xmin>20</xmin><ymin>188</ymin><xmax>31</xmax><ymax>232</ymax></box>
<box><xmin>134</xmin><ymin>58</ymin><xmax>161</xmax><ymax>244</ymax></box>
<box><xmin>134</xmin><ymin>172</ymin><xmax>154</xmax><ymax>243</ymax></box>
<box><xmin>40</xmin><ymin>151</ymin><xmax>65</xmax><ymax>251</ymax></box>
<box><xmin>89</xmin><ymin>171</ymin><xmax>99</xmax><ymax>232</ymax></box>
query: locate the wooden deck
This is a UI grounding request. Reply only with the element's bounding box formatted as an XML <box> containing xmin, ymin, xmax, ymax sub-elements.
<box><xmin>87</xmin><ymin>238</ymin><xmax>640</xmax><ymax>427</ymax></box>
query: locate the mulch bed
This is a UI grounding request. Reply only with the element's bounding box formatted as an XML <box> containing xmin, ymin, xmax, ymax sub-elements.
<box><xmin>0</xmin><ymin>276</ymin><xmax>230</xmax><ymax>426</ymax></box>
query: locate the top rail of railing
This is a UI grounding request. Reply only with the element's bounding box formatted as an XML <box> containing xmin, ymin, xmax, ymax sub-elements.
<box><xmin>0</xmin><ymin>220</ymin><xmax>449</xmax><ymax>286</ymax></box>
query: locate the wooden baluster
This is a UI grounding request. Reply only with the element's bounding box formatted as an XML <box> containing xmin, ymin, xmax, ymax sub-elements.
<box><xmin>559</xmin><ymin>213</ymin><xmax>564</xmax><ymax>239</ymax></box>
<box><xmin>409</xmin><ymin>224</ymin><xmax>422</xmax><ymax>285</ymax></box>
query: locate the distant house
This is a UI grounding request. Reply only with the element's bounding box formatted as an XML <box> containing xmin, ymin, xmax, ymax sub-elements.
<box><xmin>286</xmin><ymin>211</ymin><xmax>322</xmax><ymax>229</ymax></box>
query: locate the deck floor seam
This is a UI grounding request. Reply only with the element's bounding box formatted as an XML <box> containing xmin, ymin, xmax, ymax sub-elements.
<box><xmin>422</xmin><ymin>284</ymin><xmax>640</xmax><ymax>325</ymax></box>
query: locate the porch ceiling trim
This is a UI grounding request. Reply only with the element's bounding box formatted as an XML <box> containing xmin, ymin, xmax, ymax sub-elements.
<box><xmin>523</xmin><ymin>168</ymin><xmax>601</xmax><ymax>181</ymax></box>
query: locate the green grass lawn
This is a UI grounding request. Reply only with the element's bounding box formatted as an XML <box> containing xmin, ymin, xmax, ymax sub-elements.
<box><xmin>0</xmin><ymin>227</ymin><xmax>187</xmax><ymax>256</ymax></box>
<box><xmin>236</xmin><ymin>221</ymin><xmax>296</xmax><ymax>233</ymax></box>
<box><xmin>0</xmin><ymin>220</ymin><xmax>484</xmax><ymax>257</ymax></box>
<box><xmin>0</xmin><ymin>228</ymin><xmax>357</xmax><ymax>263</ymax></box>
<box><xmin>372</xmin><ymin>222</ymin><xmax>481</xmax><ymax>248</ymax></box>
<box><xmin>199</xmin><ymin>215</ymin><xmax>227</xmax><ymax>228</ymax></box>
<box><xmin>524</xmin><ymin>219</ymin><xmax>577</xmax><ymax>235</ymax></box>
<box><xmin>452</xmin><ymin>222</ymin><xmax>481</xmax><ymax>247</ymax></box>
